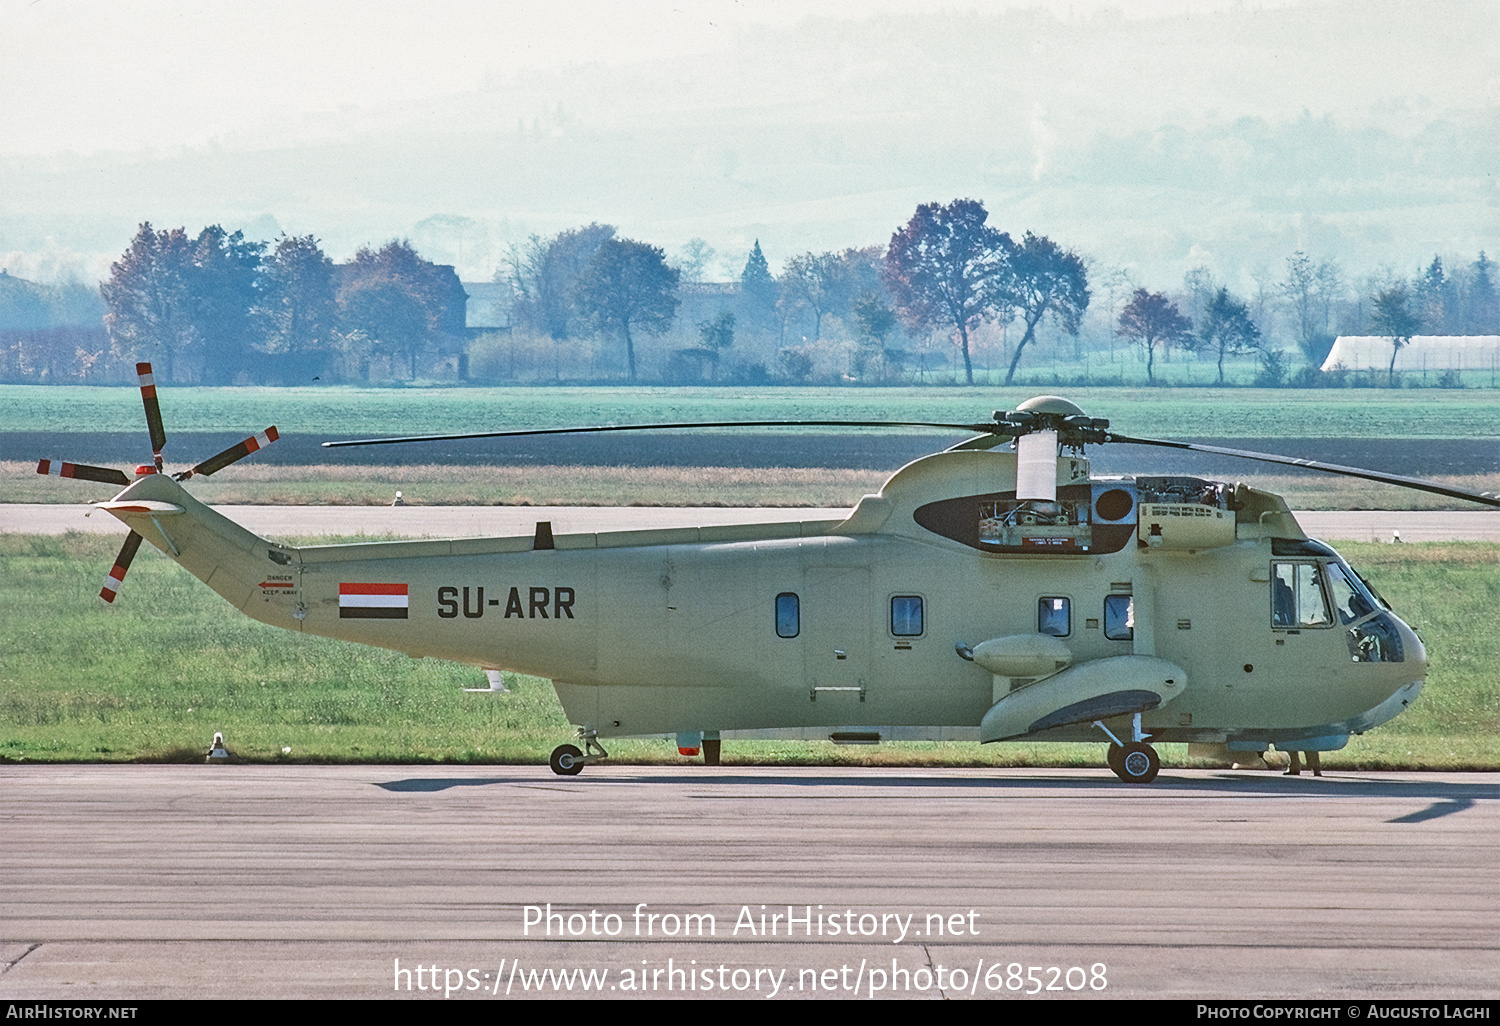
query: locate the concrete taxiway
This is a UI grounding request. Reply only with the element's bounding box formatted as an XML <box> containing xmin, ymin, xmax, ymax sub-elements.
<box><xmin>0</xmin><ymin>765</ymin><xmax>1495</xmax><ymax>1000</ymax></box>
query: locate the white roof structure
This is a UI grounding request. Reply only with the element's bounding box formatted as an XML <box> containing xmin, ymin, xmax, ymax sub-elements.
<box><xmin>1321</xmin><ymin>335</ymin><xmax>1500</xmax><ymax>373</ymax></box>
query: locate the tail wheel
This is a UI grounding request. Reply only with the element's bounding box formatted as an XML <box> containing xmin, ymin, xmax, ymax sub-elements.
<box><xmin>549</xmin><ymin>744</ymin><xmax>584</xmax><ymax>776</ymax></box>
<box><xmin>1113</xmin><ymin>742</ymin><xmax>1160</xmax><ymax>784</ymax></box>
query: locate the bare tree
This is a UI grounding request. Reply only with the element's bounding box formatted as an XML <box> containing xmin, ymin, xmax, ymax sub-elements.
<box><xmin>1192</xmin><ymin>287</ymin><xmax>1262</xmax><ymax>385</ymax></box>
<box><xmin>504</xmin><ymin>224</ymin><xmax>616</xmax><ymax>340</ymax></box>
<box><xmin>883</xmin><ymin>198</ymin><xmax>1010</xmax><ymax>384</ymax></box>
<box><xmin>1117</xmin><ymin>289</ymin><xmax>1192</xmax><ymax>384</ymax></box>
<box><xmin>1369</xmin><ymin>283</ymin><xmax>1419</xmax><ymax>385</ymax></box>
<box><xmin>1002</xmin><ymin>232</ymin><xmax>1090</xmax><ymax>385</ymax></box>
<box><xmin>574</xmin><ymin>238</ymin><xmax>680</xmax><ymax>381</ymax></box>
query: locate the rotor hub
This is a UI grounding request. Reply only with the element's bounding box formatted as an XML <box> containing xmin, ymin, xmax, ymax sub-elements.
<box><xmin>994</xmin><ymin>396</ymin><xmax>1109</xmax><ymax>447</ymax></box>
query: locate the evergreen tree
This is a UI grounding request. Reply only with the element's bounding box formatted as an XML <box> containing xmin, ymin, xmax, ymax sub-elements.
<box><xmin>740</xmin><ymin>240</ymin><xmax>779</xmax><ymax>332</ymax></box>
<box><xmin>1463</xmin><ymin>252</ymin><xmax>1498</xmax><ymax>333</ymax></box>
<box><xmin>187</xmin><ymin>225</ymin><xmax>265</xmax><ymax>384</ymax></box>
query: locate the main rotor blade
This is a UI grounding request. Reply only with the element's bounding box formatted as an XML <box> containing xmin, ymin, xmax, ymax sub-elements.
<box><xmin>322</xmin><ymin>420</ymin><xmax>1001</xmax><ymax>449</ymax></box>
<box><xmin>136</xmin><ymin>362</ymin><xmax>167</xmax><ymax>463</ymax></box>
<box><xmin>99</xmin><ymin>531</ymin><xmax>143</xmax><ymax>604</ymax></box>
<box><xmin>36</xmin><ymin>459</ymin><xmax>130</xmax><ymax>487</ymax></box>
<box><xmin>1107</xmin><ymin>433</ymin><xmax>1500</xmax><ymax>508</ymax></box>
<box><xmin>177</xmin><ymin>427</ymin><xmax>280</xmax><ymax>480</ymax></box>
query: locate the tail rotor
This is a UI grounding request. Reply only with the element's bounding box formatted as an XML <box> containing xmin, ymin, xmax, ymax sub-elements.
<box><xmin>35</xmin><ymin>361</ymin><xmax>279</xmax><ymax>603</ymax></box>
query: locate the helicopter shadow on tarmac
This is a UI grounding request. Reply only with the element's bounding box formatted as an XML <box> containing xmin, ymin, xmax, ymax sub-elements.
<box><xmin>373</xmin><ymin>770</ymin><xmax>1496</xmax><ymax>813</ymax></box>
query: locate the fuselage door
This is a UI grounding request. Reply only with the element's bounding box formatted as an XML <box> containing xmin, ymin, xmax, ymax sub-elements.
<box><xmin>803</xmin><ymin>566</ymin><xmax>871</xmax><ymax>707</ymax></box>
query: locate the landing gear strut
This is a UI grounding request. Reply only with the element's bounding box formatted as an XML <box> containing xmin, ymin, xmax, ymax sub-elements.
<box><xmin>549</xmin><ymin>731</ymin><xmax>609</xmax><ymax>776</ymax></box>
<box><xmin>1096</xmin><ymin>714</ymin><xmax>1160</xmax><ymax>784</ymax></box>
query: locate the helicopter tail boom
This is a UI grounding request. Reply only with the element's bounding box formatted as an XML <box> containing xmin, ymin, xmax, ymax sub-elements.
<box><xmin>95</xmin><ymin>473</ymin><xmax>287</xmax><ymax>622</ymax></box>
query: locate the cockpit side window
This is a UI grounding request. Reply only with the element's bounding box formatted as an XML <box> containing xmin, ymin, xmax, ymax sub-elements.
<box><xmin>1324</xmin><ymin>563</ymin><xmax>1376</xmax><ymax>625</ymax></box>
<box><xmin>1272</xmin><ymin>562</ymin><xmax>1331</xmax><ymax>628</ymax></box>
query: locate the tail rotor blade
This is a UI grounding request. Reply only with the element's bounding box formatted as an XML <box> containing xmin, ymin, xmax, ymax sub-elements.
<box><xmin>178</xmin><ymin>426</ymin><xmax>279</xmax><ymax>480</ymax></box>
<box><xmin>36</xmin><ymin>459</ymin><xmax>130</xmax><ymax>487</ymax></box>
<box><xmin>100</xmin><ymin>531</ymin><xmax>144</xmax><ymax>604</ymax></box>
<box><xmin>137</xmin><ymin>362</ymin><xmax>167</xmax><ymax>466</ymax></box>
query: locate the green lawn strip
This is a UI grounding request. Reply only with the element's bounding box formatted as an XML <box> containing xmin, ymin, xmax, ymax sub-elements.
<box><xmin>1</xmin><ymin>534</ymin><xmax>1494</xmax><ymax>769</ymax></box>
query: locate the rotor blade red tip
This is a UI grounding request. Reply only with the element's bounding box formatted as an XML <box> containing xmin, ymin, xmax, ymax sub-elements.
<box><xmin>136</xmin><ymin>362</ymin><xmax>166</xmax><ymax>457</ymax></box>
<box><xmin>36</xmin><ymin>459</ymin><xmax>131</xmax><ymax>487</ymax></box>
<box><xmin>182</xmin><ymin>426</ymin><xmax>279</xmax><ymax>478</ymax></box>
<box><xmin>99</xmin><ymin>531</ymin><xmax>143</xmax><ymax>604</ymax></box>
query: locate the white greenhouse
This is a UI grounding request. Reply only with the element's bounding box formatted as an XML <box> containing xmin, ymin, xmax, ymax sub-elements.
<box><xmin>1320</xmin><ymin>335</ymin><xmax>1500</xmax><ymax>374</ymax></box>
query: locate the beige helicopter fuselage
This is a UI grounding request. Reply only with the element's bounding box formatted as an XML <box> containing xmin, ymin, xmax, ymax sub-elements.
<box><xmin>99</xmin><ymin>443</ymin><xmax>1426</xmax><ymax>756</ymax></box>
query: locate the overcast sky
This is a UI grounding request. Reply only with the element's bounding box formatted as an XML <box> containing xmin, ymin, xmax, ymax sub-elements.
<box><xmin>3</xmin><ymin>0</ymin><xmax>1314</xmax><ymax>154</ymax></box>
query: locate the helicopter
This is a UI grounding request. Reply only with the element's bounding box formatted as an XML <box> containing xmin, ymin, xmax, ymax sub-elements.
<box><xmin>38</xmin><ymin>364</ymin><xmax>1499</xmax><ymax>783</ymax></box>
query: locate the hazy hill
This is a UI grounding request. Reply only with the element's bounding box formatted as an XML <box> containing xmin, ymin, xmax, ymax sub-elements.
<box><xmin>1</xmin><ymin>0</ymin><xmax>1494</xmax><ymax>290</ymax></box>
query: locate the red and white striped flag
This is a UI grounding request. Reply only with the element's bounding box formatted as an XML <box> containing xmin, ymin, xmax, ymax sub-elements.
<box><xmin>338</xmin><ymin>582</ymin><xmax>409</xmax><ymax>619</ymax></box>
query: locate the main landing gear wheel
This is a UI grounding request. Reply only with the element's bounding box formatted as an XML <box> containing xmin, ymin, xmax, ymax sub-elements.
<box><xmin>550</xmin><ymin>744</ymin><xmax>584</xmax><ymax>776</ymax></box>
<box><xmin>1112</xmin><ymin>742</ymin><xmax>1160</xmax><ymax>784</ymax></box>
<box><xmin>1106</xmin><ymin>743</ymin><xmax>1126</xmax><ymax>777</ymax></box>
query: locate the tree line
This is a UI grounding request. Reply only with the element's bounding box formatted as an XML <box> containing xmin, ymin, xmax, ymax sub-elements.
<box><xmin>2</xmin><ymin>204</ymin><xmax>1496</xmax><ymax>386</ymax></box>
<box><xmin>1</xmin><ymin>226</ymin><xmax>466</xmax><ymax>385</ymax></box>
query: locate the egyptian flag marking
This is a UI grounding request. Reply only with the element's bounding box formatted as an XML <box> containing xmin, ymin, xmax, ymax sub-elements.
<box><xmin>339</xmin><ymin>582</ymin><xmax>409</xmax><ymax>619</ymax></box>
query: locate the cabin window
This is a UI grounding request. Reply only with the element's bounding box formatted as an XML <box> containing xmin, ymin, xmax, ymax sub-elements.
<box><xmin>775</xmin><ymin>593</ymin><xmax>800</xmax><ymax>638</ymax></box>
<box><xmin>1271</xmin><ymin>562</ymin><xmax>1331</xmax><ymax>628</ymax></box>
<box><xmin>1104</xmin><ymin>595</ymin><xmax>1134</xmax><ymax>641</ymax></box>
<box><xmin>1038</xmin><ymin>596</ymin><xmax>1071</xmax><ymax>637</ymax></box>
<box><xmin>890</xmin><ymin>595</ymin><xmax>924</xmax><ymax>637</ymax></box>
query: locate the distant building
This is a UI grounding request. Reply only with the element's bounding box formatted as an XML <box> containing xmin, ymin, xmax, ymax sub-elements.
<box><xmin>463</xmin><ymin>280</ymin><xmax>511</xmax><ymax>334</ymax></box>
<box><xmin>1321</xmin><ymin>335</ymin><xmax>1500</xmax><ymax>373</ymax></box>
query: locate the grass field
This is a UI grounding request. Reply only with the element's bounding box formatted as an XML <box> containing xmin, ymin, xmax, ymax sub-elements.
<box><xmin>1</xmin><ymin>534</ymin><xmax>1494</xmax><ymax>770</ymax></box>
<box><xmin>3</xmin><ymin>383</ymin><xmax>1499</xmax><ymax>438</ymax></box>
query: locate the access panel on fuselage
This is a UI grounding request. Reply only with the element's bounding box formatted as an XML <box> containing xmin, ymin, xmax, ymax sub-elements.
<box><xmin>802</xmin><ymin>566</ymin><xmax>871</xmax><ymax>715</ymax></box>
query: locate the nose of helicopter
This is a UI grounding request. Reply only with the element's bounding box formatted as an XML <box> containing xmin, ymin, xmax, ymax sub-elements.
<box><xmin>1396</xmin><ymin>613</ymin><xmax>1428</xmax><ymax>678</ymax></box>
